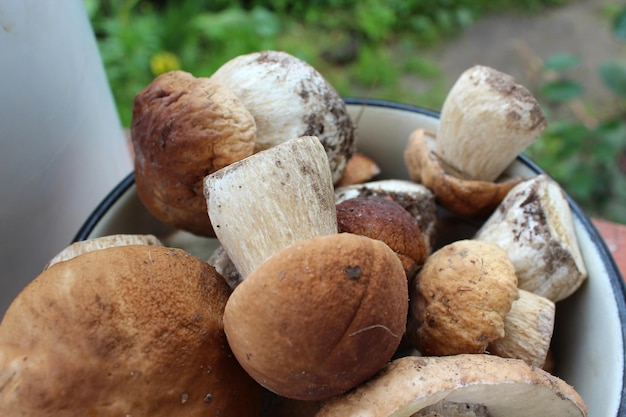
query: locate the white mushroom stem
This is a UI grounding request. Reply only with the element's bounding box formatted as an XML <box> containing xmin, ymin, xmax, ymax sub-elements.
<box><xmin>475</xmin><ymin>174</ymin><xmax>588</xmax><ymax>302</ymax></box>
<box><xmin>436</xmin><ymin>65</ymin><xmax>546</xmax><ymax>182</ymax></box>
<box><xmin>315</xmin><ymin>355</ymin><xmax>587</xmax><ymax>417</ymax></box>
<box><xmin>204</xmin><ymin>135</ymin><xmax>338</xmax><ymax>279</ymax></box>
<box><xmin>488</xmin><ymin>289</ymin><xmax>556</xmax><ymax>368</ymax></box>
<box><xmin>45</xmin><ymin>234</ymin><xmax>163</xmax><ymax>269</ymax></box>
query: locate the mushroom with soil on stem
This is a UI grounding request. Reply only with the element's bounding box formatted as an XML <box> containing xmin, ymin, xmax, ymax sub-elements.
<box><xmin>0</xmin><ymin>238</ymin><xmax>264</xmax><ymax>417</ymax></box>
<box><xmin>210</xmin><ymin>50</ymin><xmax>357</xmax><ymax>185</ymax></box>
<box><xmin>314</xmin><ymin>354</ymin><xmax>587</xmax><ymax>417</ymax></box>
<box><xmin>404</xmin><ymin>65</ymin><xmax>547</xmax><ymax>218</ymax></box>
<box><xmin>204</xmin><ymin>135</ymin><xmax>408</xmax><ymax>401</ymax></box>
<box><xmin>474</xmin><ymin>174</ymin><xmax>588</xmax><ymax>302</ymax></box>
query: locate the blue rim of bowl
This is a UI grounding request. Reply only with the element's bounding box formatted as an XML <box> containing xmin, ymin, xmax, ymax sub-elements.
<box><xmin>73</xmin><ymin>98</ymin><xmax>626</xmax><ymax>415</ymax></box>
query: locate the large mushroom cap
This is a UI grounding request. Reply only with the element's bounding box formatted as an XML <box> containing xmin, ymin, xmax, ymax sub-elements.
<box><xmin>210</xmin><ymin>50</ymin><xmax>356</xmax><ymax>184</ymax></box>
<box><xmin>223</xmin><ymin>233</ymin><xmax>408</xmax><ymax>401</ymax></box>
<box><xmin>131</xmin><ymin>70</ymin><xmax>256</xmax><ymax>237</ymax></box>
<box><xmin>315</xmin><ymin>354</ymin><xmax>587</xmax><ymax>417</ymax></box>
<box><xmin>0</xmin><ymin>245</ymin><xmax>263</xmax><ymax>417</ymax></box>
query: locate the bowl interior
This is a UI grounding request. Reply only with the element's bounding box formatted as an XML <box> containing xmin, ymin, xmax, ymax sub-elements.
<box><xmin>76</xmin><ymin>99</ymin><xmax>626</xmax><ymax>417</ymax></box>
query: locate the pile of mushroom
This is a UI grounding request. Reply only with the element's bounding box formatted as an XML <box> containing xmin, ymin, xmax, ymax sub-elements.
<box><xmin>0</xmin><ymin>53</ymin><xmax>590</xmax><ymax>417</ymax></box>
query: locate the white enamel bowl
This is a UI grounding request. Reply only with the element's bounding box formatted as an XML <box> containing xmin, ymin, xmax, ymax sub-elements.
<box><xmin>74</xmin><ymin>99</ymin><xmax>626</xmax><ymax>417</ymax></box>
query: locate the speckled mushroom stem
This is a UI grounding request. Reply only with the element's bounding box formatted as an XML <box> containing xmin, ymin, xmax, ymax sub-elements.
<box><xmin>474</xmin><ymin>174</ymin><xmax>588</xmax><ymax>302</ymax></box>
<box><xmin>435</xmin><ymin>65</ymin><xmax>547</xmax><ymax>182</ymax></box>
<box><xmin>204</xmin><ymin>135</ymin><xmax>338</xmax><ymax>279</ymax></box>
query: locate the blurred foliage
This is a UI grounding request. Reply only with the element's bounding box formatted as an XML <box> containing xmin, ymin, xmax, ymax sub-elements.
<box><xmin>525</xmin><ymin>6</ymin><xmax>626</xmax><ymax>224</ymax></box>
<box><xmin>87</xmin><ymin>0</ymin><xmax>626</xmax><ymax>224</ymax></box>
<box><xmin>85</xmin><ymin>0</ymin><xmax>568</xmax><ymax>126</ymax></box>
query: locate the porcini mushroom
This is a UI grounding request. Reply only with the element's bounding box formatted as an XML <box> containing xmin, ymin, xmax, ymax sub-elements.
<box><xmin>475</xmin><ymin>174</ymin><xmax>588</xmax><ymax>302</ymax></box>
<box><xmin>408</xmin><ymin>239</ymin><xmax>519</xmax><ymax>356</ymax></box>
<box><xmin>0</xmin><ymin>243</ymin><xmax>263</xmax><ymax>417</ymax></box>
<box><xmin>334</xmin><ymin>179</ymin><xmax>437</xmax><ymax>253</ymax></box>
<box><xmin>204</xmin><ymin>136</ymin><xmax>408</xmax><ymax>401</ymax></box>
<box><xmin>210</xmin><ymin>50</ymin><xmax>356</xmax><ymax>184</ymax></box>
<box><xmin>404</xmin><ymin>65</ymin><xmax>547</xmax><ymax>218</ymax></box>
<box><xmin>131</xmin><ymin>70</ymin><xmax>257</xmax><ymax>237</ymax></box>
<box><xmin>44</xmin><ymin>234</ymin><xmax>162</xmax><ymax>269</ymax></box>
<box><xmin>437</xmin><ymin>65</ymin><xmax>547</xmax><ymax>182</ymax></box>
<box><xmin>314</xmin><ymin>355</ymin><xmax>587</xmax><ymax>417</ymax></box>
<box><xmin>336</xmin><ymin>196</ymin><xmax>428</xmax><ymax>278</ymax></box>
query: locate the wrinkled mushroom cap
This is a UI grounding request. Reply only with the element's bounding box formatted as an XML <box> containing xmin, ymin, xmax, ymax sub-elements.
<box><xmin>0</xmin><ymin>245</ymin><xmax>263</xmax><ymax>417</ymax></box>
<box><xmin>131</xmin><ymin>70</ymin><xmax>256</xmax><ymax>237</ymax></box>
<box><xmin>223</xmin><ymin>233</ymin><xmax>408</xmax><ymax>401</ymax></box>
<box><xmin>409</xmin><ymin>239</ymin><xmax>519</xmax><ymax>356</ymax></box>
<box><xmin>315</xmin><ymin>354</ymin><xmax>587</xmax><ymax>417</ymax></box>
<box><xmin>404</xmin><ymin>128</ymin><xmax>521</xmax><ymax>218</ymax></box>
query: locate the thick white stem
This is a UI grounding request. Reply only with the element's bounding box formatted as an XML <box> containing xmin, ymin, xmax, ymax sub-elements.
<box><xmin>436</xmin><ymin>65</ymin><xmax>546</xmax><ymax>182</ymax></box>
<box><xmin>488</xmin><ymin>289</ymin><xmax>555</xmax><ymax>368</ymax></box>
<box><xmin>204</xmin><ymin>136</ymin><xmax>338</xmax><ymax>279</ymax></box>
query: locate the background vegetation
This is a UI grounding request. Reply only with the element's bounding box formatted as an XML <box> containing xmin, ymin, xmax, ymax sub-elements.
<box><xmin>86</xmin><ymin>0</ymin><xmax>626</xmax><ymax>224</ymax></box>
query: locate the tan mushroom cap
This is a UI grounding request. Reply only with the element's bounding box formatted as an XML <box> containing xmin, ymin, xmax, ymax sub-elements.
<box><xmin>315</xmin><ymin>354</ymin><xmax>587</xmax><ymax>417</ymax></box>
<box><xmin>404</xmin><ymin>128</ymin><xmax>521</xmax><ymax>218</ymax></box>
<box><xmin>223</xmin><ymin>233</ymin><xmax>408</xmax><ymax>401</ymax></box>
<box><xmin>0</xmin><ymin>245</ymin><xmax>263</xmax><ymax>417</ymax></box>
<box><xmin>408</xmin><ymin>239</ymin><xmax>518</xmax><ymax>356</ymax></box>
<box><xmin>336</xmin><ymin>196</ymin><xmax>428</xmax><ymax>278</ymax></box>
<box><xmin>131</xmin><ymin>70</ymin><xmax>256</xmax><ymax>237</ymax></box>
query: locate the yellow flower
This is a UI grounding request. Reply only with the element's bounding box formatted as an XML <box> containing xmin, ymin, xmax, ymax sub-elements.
<box><xmin>150</xmin><ymin>51</ymin><xmax>181</xmax><ymax>76</ymax></box>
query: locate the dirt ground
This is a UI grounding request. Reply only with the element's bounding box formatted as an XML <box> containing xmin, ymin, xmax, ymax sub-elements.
<box><xmin>428</xmin><ymin>0</ymin><xmax>625</xmax><ymax>111</ymax></box>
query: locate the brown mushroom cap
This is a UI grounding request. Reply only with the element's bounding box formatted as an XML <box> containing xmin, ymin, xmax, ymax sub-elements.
<box><xmin>223</xmin><ymin>233</ymin><xmax>408</xmax><ymax>401</ymax></box>
<box><xmin>408</xmin><ymin>239</ymin><xmax>518</xmax><ymax>356</ymax></box>
<box><xmin>315</xmin><ymin>354</ymin><xmax>587</xmax><ymax>417</ymax></box>
<box><xmin>0</xmin><ymin>245</ymin><xmax>263</xmax><ymax>417</ymax></box>
<box><xmin>131</xmin><ymin>70</ymin><xmax>256</xmax><ymax>237</ymax></box>
<box><xmin>404</xmin><ymin>128</ymin><xmax>521</xmax><ymax>218</ymax></box>
<box><xmin>336</xmin><ymin>196</ymin><xmax>428</xmax><ymax>278</ymax></box>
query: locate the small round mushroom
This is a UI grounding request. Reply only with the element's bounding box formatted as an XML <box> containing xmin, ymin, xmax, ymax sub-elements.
<box><xmin>204</xmin><ymin>136</ymin><xmax>408</xmax><ymax>401</ymax></box>
<box><xmin>335</xmin><ymin>152</ymin><xmax>381</xmax><ymax>187</ymax></box>
<box><xmin>131</xmin><ymin>70</ymin><xmax>257</xmax><ymax>237</ymax></box>
<box><xmin>408</xmin><ymin>239</ymin><xmax>519</xmax><ymax>356</ymax></box>
<box><xmin>315</xmin><ymin>355</ymin><xmax>587</xmax><ymax>417</ymax></box>
<box><xmin>334</xmin><ymin>179</ymin><xmax>437</xmax><ymax>253</ymax></box>
<box><xmin>336</xmin><ymin>196</ymin><xmax>428</xmax><ymax>278</ymax></box>
<box><xmin>475</xmin><ymin>174</ymin><xmax>588</xmax><ymax>302</ymax></box>
<box><xmin>210</xmin><ymin>50</ymin><xmax>356</xmax><ymax>184</ymax></box>
<box><xmin>0</xmin><ymin>244</ymin><xmax>264</xmax><ymax>417</ymax></box>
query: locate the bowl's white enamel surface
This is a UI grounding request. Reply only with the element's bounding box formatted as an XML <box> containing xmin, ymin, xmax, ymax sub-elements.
<box><xmin>76</xmin><ymin>99</ymin><xmax>626</xmax><ymax>417</ymax></box>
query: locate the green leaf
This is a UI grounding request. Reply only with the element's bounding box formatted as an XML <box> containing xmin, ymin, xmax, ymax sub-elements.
<box><xmin>613</xmin><ymin>7</ymin><xmax>626</xmax><ymax>41</ymax></box>
<box><xmin>543</xmin><ymin>53</ymin><xmax>580</xmax><ymax>72</ymax></box>
<box><xmin>539</xmin><ymin>79</ymin><xmax>583</xmax><ymax>103</ymax></box>
<box><xmin>600</xmin><ymin>60</ymin><xmax>626</xmax><ymax>97</ymax></box>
